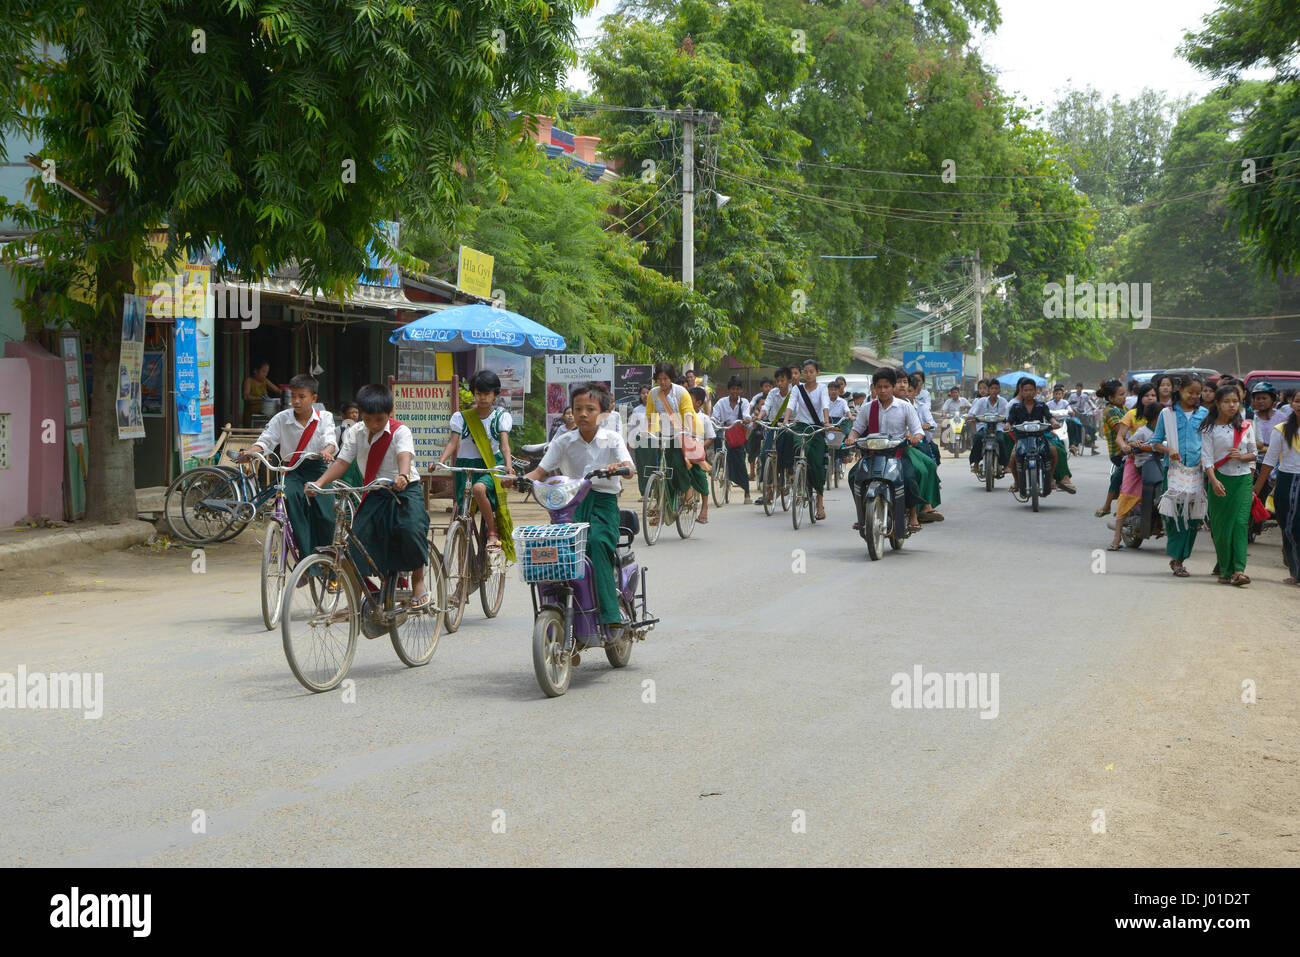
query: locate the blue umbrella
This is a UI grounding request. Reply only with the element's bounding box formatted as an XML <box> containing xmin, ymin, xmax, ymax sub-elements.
<box><xmin>389</xmin><ymin>303</ymin><xmax>565</xmax><ymax>355</ymax></box>
<box><xmin>995</xmin><ymin>371</ymin><xmax>1047</xmax><ymax>390</ymax></box>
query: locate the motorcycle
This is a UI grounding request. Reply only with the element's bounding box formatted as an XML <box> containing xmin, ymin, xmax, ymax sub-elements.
<box><xmin>518</xmin><ymin>466</ymin><xmax>658</xmax><ymax>698</ymax></box>
<box><xmin>1009</xmin><ymin>420</ymin><xmax>1053</xmax><ymax>512</ymax></box>
<box><xmin>851</xmin><ymin>433</ymin><xmax>912</xmax><ymax>561</ymax></box>
<box><xmin>1120</xmin><ymin>443</ymin><xmax>1166</xmax><ymax>549</ymax></box>
<box><xmin>940</xmin><ymin>412</ymin><xmax>968</xmax><ymax>458</ymax></box>
<box><xmin>973</xmin><ymin>413</ymin><xmax>1007</xmax><ymax>491</ymax></box>
<box><xmin>1051</xmin><ymin>409</ymin><xmax>1070</xmax><ymax>450</ymax></box>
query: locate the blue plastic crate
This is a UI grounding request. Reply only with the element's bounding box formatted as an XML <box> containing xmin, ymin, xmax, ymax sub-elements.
<box><xmin>514</xmin><ymin>523</ymin><xmax>589</xmax><ymax>583</ymax></box>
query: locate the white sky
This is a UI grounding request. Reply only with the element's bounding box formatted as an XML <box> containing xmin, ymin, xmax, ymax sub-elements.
<box><xmin>566</xmin><ymin>0</ymin><xmax>1227</xmax><ymax>108</ymax></box>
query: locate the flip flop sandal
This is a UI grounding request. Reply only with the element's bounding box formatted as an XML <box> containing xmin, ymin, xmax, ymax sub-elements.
<box><xmin>907</xmin><ymin>523</ymin><xmax>922</xmax><ymax>533</ymax></box>
<box><xmin>410</xmin><ymin>592</ymin><xmax>432</xmax><ymax>610</ymax></box>
<box><xmin>816</xmin><ymin>509</ymin><xmax>826</xmax><ymax>521</ymax></box>
<box><xmin>697</xmin><ymin>516</ymin><xmax>709</xmax><ymax>524</ymax></box>
<box><xmin>1107</xmin><ymin>544</ymin><xmax>1123</xmax><ymax>551</ymax></box>
<box><xmin>1094</xmin><ymin>509</ymin><xmax>1111</xmax><ymax>518</ymax></box>
<box><xmin>1232</xmin><ymin>573</ymin><xmax>1251</xmax><ymax>586</ymax></box>
<box><xmin>1059</xmin><ymin>483</ymin><xmax>1077</xmax><ymax>494</ymax></box>
<box><xmin>1284</xmin><ymin>577</ymin><xmax>1298</xmax><ymax>585</ymax></box>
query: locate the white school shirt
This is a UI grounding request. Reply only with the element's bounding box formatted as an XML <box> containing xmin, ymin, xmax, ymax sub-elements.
<box><xmin>827</xmin><ymin>396</ymin><xmax>850</xmax><ymax>419</ymax></box>
<box><xmin>255</xmin><ymin>407</ymin><xmax>337</xmax><ymax>460</ymax></box>
<box><xmin>791</xmin><ymin>382</ymin><xmax>831</xmax><ymax>426</ymax></box>
<box><xmin>750</xmin><ymin>391</ymin><xmax>770</xmax><ymax>416</ymax></box>
<box><xmin>448</xmin><ymin>408</ymin><xmax>512</xmax><ymax>461</ymax></box>
<box><xmin>712</xmin><ymin>395</ymin><xmax>750</xmax><ymax>427</ymax></box>
<box><xmin>941</xmin><ymin>397</ymin><xmax>970</xmax><ymax>415</ymax></box>
<box><xmin>599</xmin><ymin>409</ymin><xmax>623</xmax><ymax>436</ymax></box>
<box><xmin>914</xmin><ymin>388</ymin><xmax>933</xmax><ymax>410</ymax></box>
<box><xmin>1047</xmin><ymin>398</ymin><xmax>1071</xmax><ymax>413</ymax></box>
<box><xmin>911</xmin><ymin>398</ymin><xmax>937</xmax><ymax>432</ymax></box>
<box><xmin>339</xmin><ymin>419</ymin><xmax>419</xmax><ymax>481</ymax></box>
<box><xmin>1200</xmin><ymin>423</ymin><xmax>1256</xmax><ymax>477</ymax></box>
<box><xmin>968</xmin><ymin>395</ymin><xmax>1011</xmax><ymax>431</ymax></box>
<box><xmin>539</xmin><ymin>428</ymin><xmax>634</xmax><ymax>495</ymax></box>
<box><xmin>1262</xmin><ymin>424</ymin><xmax>1300</xmax><ymax>474</ymax></box>
<box><xmin>760</xmin><ymin>386</ymin><xmax>794</xmax><ymax>424</ymax></box>
<box><xmin>699</xmin><ymin>416</ymin><xmax>717</xmax><ymax>443</ymax></box>
<box><xmin>851</xmin><ymin>397</ymin><xmax>922</xmax><ymax>439</ymax></box>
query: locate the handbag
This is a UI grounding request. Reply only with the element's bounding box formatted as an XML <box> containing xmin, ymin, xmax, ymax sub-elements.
<box><xmin>725</xmin><ymin>422</ymin><xmax>747</xmax><ymax>448</ymax></box>
<box><xmin>1251</xmin><ymin>493</ymin><xmax>1271</xmax><ymax>524</ymax></box>
<box><xmin>658</xmin><ymin>390</ymin><xmax>705</xmax><ymax>464</ymax></box>
<box><xmin>1165</xmin><ymin>462</ymin><xmax>1202</xmax><ymax>496</ymax></box>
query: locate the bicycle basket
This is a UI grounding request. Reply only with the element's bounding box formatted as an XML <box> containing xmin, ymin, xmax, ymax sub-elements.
<box><xmin>514</xmin><ymin>523</ymin><xmax>589</xmax><ymax>583</ymax></box>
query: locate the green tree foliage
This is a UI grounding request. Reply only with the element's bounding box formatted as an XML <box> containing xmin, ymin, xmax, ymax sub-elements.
<box><xmin>0</xmin><ymin>0</ymin><xmax>586</xmax><ymax>521</ymax></box>
<box><xmin>1182</xmin><ymin>0</ymin><xmax>1300</xmax><ymax>277</ymax></box>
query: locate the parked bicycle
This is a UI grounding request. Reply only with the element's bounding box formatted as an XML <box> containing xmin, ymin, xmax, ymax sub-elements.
<box><xmin>640</xmin><ymin>436</ymin><xmax>700</xmax><ymax>545</ymax></box>
<box><xmin>280</xmin><ymin>477</ymin><xmax>446</xmax><ymax>693</ymax></box>
<box><xmin>431</xmin><ymin>462</ymin><xmax>510</xmax><ymax>633</ymax></box>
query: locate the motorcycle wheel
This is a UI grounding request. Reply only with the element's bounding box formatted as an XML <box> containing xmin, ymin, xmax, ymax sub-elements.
<box><xmin>1121</xmin><ymin>518</ymin><xmax>1142</xmax><ymax>549</ymax></box>
<box><xmin>985</xmin><ymin>448</ymin><xmax>996</xmax><ymax>492</ymax></box>
<box><xmin>889</xmin><ymin>494</ymin><xmax>905</xmax><ymax>550</ymax></box>
<box><xmin>532</xmin><ymin>607</ymin><xmax>571</xmax><ymax>698</ymax></box>
<box><xmin>604</xmin><ymin>596</ymin><xmax>635</xmax><ymax>668</ymax></box>
<box><xmin>865</xmin><ymin>494</ymin><xmax>885</xmax><ymax>561</ymax></box>
<box><xmin>1028</xmin><ymin>465</ymin><xmax>1040</xmax><ymax>512</ymax></box>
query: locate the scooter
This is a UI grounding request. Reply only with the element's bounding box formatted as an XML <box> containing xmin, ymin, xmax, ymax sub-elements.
<box><xmin>973</xmin><ymin>414</ymin><xmax>1007</xmax><ymax>491</ymax></box>
<box><xmin>1120</xmin><ymin>444</ymin><xmax>1166</xmax><ymax>549</ymax></box>
<box><xmin>941</xmin><ymin>413</ymin><xmax>968</xmax><ymax>457</ymax></box>
<box><xmin>518</xmin><ymin>466</ymin><xmax>658</xmax><ymax>698</ymax></box>
<box><xmin>851</xmin><ymin>433</ymin><xmax>912</xmax><ymax>561</ymax></box>
<box><xmin>1009</xmin><ymin>420</ymin><xmax>1054</xmax><ymax>512</ymax></box>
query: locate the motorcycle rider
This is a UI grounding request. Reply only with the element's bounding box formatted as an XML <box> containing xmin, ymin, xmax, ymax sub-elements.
<box><xmin>968</xmin><ymin>378</ymin><xmax>1012</xmax><ymax>475</ymax></box>
<box><xmin>845</xmin><ymin>368</ymin><xmax>926</xmax><ymax>532</ymax></box>
<box><xmin>1007</xmin><ymin>377</ymin><xmax>1077</xmax><ymax>494</ymax></box>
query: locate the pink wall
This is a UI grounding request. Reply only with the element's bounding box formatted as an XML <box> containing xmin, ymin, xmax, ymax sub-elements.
<box><xmin>0</xmin><ymin>343</ymin><xmax>65</xmax><ymax>524</ymax></box>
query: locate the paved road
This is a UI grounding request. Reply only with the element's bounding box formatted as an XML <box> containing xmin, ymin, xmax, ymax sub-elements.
<box><xmin>1</xmin><ymin>451</ymin><xmax>1296</xmax><ymax>865</ymax></box>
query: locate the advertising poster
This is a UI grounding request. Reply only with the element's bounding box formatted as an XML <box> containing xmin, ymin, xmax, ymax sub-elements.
<box><xmin>141</xmin><ymin>349</ymin><xmax>165</xmax><ymax>417</ymax></box>
<box><xmin>178</xmin><ymin>277</ymin><xmax>215</xmax><ymax>461</ymax></box>
<box><xmin>478</xmin><ymin>347</ymin><xmax>527</xmax><ymax>424</ymax></box>
<box><xmin>544</xmin><ymin>353</ymin><xmax>613</xmax><ymax>437</ymax></box>
<box><xmin>392</xmin><ymin>381</ymin><xmax>453</xmax><ymax>469</ymax></box>
<box><xmin>174</xmin><ymin>316</ymin><xmax>200</xmax><ymax>434</ymax></box>
<box><xmin>116</xmin><ymin>294</ymin><xmax>146</xmax><ymax>439</ymax></box>
<box><xmin>614</xmin><ymin>364</ymin><xmax>653</xmax><ymax>407</ymax></box>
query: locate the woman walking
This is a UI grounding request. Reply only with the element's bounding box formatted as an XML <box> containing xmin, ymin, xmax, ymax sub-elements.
<box><xmin>1095</xmin><ymin>379</ymin><xmax>1128</xmax><ymax>517</ymax></box>
<box><xmin>1254</xmin><ymin>406</ymin><xmax>1300</xmax><ymax>584</ymax></box>
<box><xmin>1150</xmin><ymin>374</ymin><xmax>1209</xmax><ymax>577</ymax></box>
<box><xmin>1200</xmin><ymin>385</ymin><xmax>1257</xmax><ymax>585</ymax></box>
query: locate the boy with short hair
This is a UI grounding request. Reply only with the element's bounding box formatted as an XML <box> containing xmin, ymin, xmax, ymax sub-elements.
<box><xmin>440</xmin><ymin>369</ymin><xmax>514</xmax><ymax>552</ymax></box>
<box><xmin>968</xmin><ymin>378</ymin><xmax>1012</xmax><ymax>473</ymax></box>
<box><xmin>240</xmin><ymin>373</ymin><xmax>338</xmax><ymax>575</ymax></box>
<box><xmin>309</xmin><ymin>383</ymin><xmax>430</xmax><ymax>605</ymax></box>
<box><xmin>522</xmin><ymin>386</ymin><xmax>634</xmax><ymax>627</ymax></box>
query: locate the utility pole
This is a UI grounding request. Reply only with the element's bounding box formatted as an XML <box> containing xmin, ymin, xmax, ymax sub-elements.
<box><xmin>973</xmin><ymin>251</ymin><xmax>983</xmax><ymax>381</ymax></box>
<box><xmin>682</xmin><ymin>111</ymin><xmax>695</xmax><ymax>290</ymax></box>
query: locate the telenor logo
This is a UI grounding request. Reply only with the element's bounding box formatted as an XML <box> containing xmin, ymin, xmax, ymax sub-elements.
<box><xmin>49</xmin><ymin>887</ymin><xmax>151</xmax><ymax>937</ymax></box>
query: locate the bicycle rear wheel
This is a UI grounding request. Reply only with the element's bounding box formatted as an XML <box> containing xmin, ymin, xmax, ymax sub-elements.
<box><xmin>282</xmin><ymin>553</ymin><xmax>357</xmax><ymax>692</ymax></box>
<box><xmin>166</xmin><ymin>467</ymin><xmax>237</xmax><ymax>543</ymax></box>
<box><xmin>643</xmin><ymin>472</ymin><xmax>664</xmax><ymax>545</ymax></box>
<box><xmin>443</xmin><ymin>520</ymin><xmax>470</xmax><ymax>633</ymax></box>
<box><xmin>389</xmin><ymin>543</ymin><xmax>444</xmax><ymax>667</ymax></box>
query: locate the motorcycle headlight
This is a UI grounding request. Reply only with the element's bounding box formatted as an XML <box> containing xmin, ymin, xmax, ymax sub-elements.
<box><xmin>866</xmin><ymin>437</ymin><xmax>891</xmax><ymax>450</ymax></box>
<box><xmin>539</xmin><ymin>480</ymin><xmax>583</xmax><ymax>510</ymax></box>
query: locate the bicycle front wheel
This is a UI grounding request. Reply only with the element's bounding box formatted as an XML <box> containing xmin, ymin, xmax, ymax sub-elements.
<box><xmin>389</xmin><ymin>543</ymin><xmax>444</xmax><ymax>667</ymax></box>
<box><xmin>479</xmin><ymin>526</ymin><xmax>506</xmax><ymax>618</ymax></box>
<box><xmin>676</xmin><ymin>487</ymin><xmax>698</xmax><ymax>539</ymax></box>
<box><xmin>166</xmin><ymin>467</ymin><xmax>236</xmax><ymax>544</ymax></box>
<box><xmin>643</xmin><ymin>473</ymin><xmax>664</xmax><ymax>545</ymax></box>
<box><xmin>282</xmin><ymin>553</ymin><xmax>357</xmax><ymax>692</ymax></box>
<box><xmin>761</xmin><ymin>457</ymin><xmax>776</xmax><ymax>516</ymax></box>
<box><xmin>260</xmin><ymin>518</ymin><xmax>290</xmax><ymax>631</ymax></box>
<box><xmin>791</xmin><ymin>463</ymin><xmax>805</xmax><ymax>530</ymax></box>
<box><xmin>779</xmin><ymin>465</ymin><xmax>790</xmax><ymax>511</ymax></box>
<box><xmin>443</xmin><ymin>521</ymin><xmax>470</xmax><ymax>633</ymax></box>
<box><xmin>710</xmin><ymin>454</ymin><xmax>726</xmax><ymax>506</ymax></box>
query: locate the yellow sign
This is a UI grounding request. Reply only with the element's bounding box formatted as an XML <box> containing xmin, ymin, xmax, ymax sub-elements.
<box><xmin>457</xmin><ymin>245</ymin><xmax>494</xmax><ymax>299</ymax></box>
<box><xmin>436</xmin><ymin>352</ymin><xmax>454</xmax><ymax>380</ymax></box>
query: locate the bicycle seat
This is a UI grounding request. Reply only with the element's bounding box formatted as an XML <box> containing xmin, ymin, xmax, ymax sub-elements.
<box><xmin>521</xmin><ymin>443</ymin><xmax>548</xmax><ymax>456</ymax></box>
<box><xmin>619</xmin><ymin>509</ymin><xmax>640</xmax><ymax>536</ymax></box>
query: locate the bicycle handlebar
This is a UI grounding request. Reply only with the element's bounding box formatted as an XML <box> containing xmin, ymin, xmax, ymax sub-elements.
<box><xmin>238</xmin><ymin>449</ymin><xmax>322</xmax><ymax>473</ymax></box>
<box><xmin>431</xmin><ymin>462</ymin><xmax>509</xmax><ymax>475</ymax></box>
<box><xmin>306</xmin><ymin>477</ymin><xmax>395</xmax><ymax>494</ymax></box>
<box><xmin>583</xmin><ymin>465</ymin><xmax>632</xmax><ymax>480</ymax></box>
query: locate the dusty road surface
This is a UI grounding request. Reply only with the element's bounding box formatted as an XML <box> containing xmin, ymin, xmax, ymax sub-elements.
<box><xmin>1</xmin><ymin>452</ymin><xmax>1296</xmax><ymax>866</ymax></box>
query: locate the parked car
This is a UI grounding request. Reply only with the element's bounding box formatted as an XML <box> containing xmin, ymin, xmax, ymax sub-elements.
<box><xmin>1244</xmin><ymin>370</ymin><xmax>1300</xmax><ymax>399</ymax></box>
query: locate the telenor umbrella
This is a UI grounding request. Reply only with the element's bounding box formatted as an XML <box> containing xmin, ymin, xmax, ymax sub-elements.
<box><xmin>995</xmin><ymin>371</ymin><xmax>1047</xmax><ymax>390</ymax></box>
<box><xmin>389</xmin><ymin>303</ymin><xmax>565</xmax><ymax>355</ymax></box>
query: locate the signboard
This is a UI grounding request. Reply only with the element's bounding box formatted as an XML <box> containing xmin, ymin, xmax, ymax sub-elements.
<box><xmin>478</xmin><ymin>347</ymin><xmax>527</xmax><ymax>424</ymax></box>
<box><xmin>141</xmin><ymin>349</ymin><xmax>165</xmax><ymax>417</ymax></box>
<box><xmin>58</xmin><ymin>332</ymin><xmax>87</xmax><ymax>520</ymax></box>
<box><xmin>175</xmin><ymin>317</ymin><xmax>200</xmax><ymax>434</ymax></box>
<box><xmin>545</xmin><ymin>354</ymin><xmax>613</xmax><ymax>437</ymax></box>
<box><xmin>614</xmin><ymin>364</ymin><xmax>653</xmax><ymax>407</ymax></box>
<box><xmin>177</xmin><ymin>274</ymin><xmax>215</xmax><ymax>461</ymax></box>
<box><xmin>903</xmin><ymin>351</ymin><xmax>965</xmax><ymax>392</ymax></box>
<box><xmin>392</xmin><ymin>381</ymin><xmax>454</xmax><ymax>469</ymax></box>
<box><xmin>457</xmin><ymin>245</ymin><xmax>494</xmax><ymax>299</ymax></box>
<box><xmin>117</xmin><ymin>294</ymin><xmax>146</xmax><ymax>439</ymax></box>
<box><xmin>362</xmin><ymin>220</ymin><xmax>401</xmax><ymax>288</ymax></box>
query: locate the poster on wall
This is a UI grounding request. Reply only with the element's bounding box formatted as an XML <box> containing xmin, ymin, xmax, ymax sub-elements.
<box><xmin>392</xmin><ymin>381</ymin><xmax>454</xmax><ymax>469</ymax></box>
<box><xmin>141</xmin><ymin>349</ymin><xmax>165</xmax><ymax>417</ymax></box>
<box><xmin>117</xmin><ymin>294</ymin><xmax>146</xmax><ymax>439</ymax></box>
<box><xmin>177</xmin><ymin>274</ymin><xmax>215</xmax><ymax>461</ymax></box>
<box><xmin>59</xmin><ymin>332</ymin><xmax>88</xmax><ymax>521</ymax></box>
<box><xmin>478</xmin><ymin>347</ymin><xmax>527</xmax><ymax>424</ymax></box>
<box><xmin>614</xmin><ymin>364</ymin><xmax>653</xmax><ymax>407</ymax></box>
<box><xmin>174</xmin><ymin>316</ymin><xmax>200</xmax><ymax>434</ymax></box>
<box><xmin>544</xmin><ymin>354</ymin><xmax>613</xmax><ymax>438</ymax></box>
